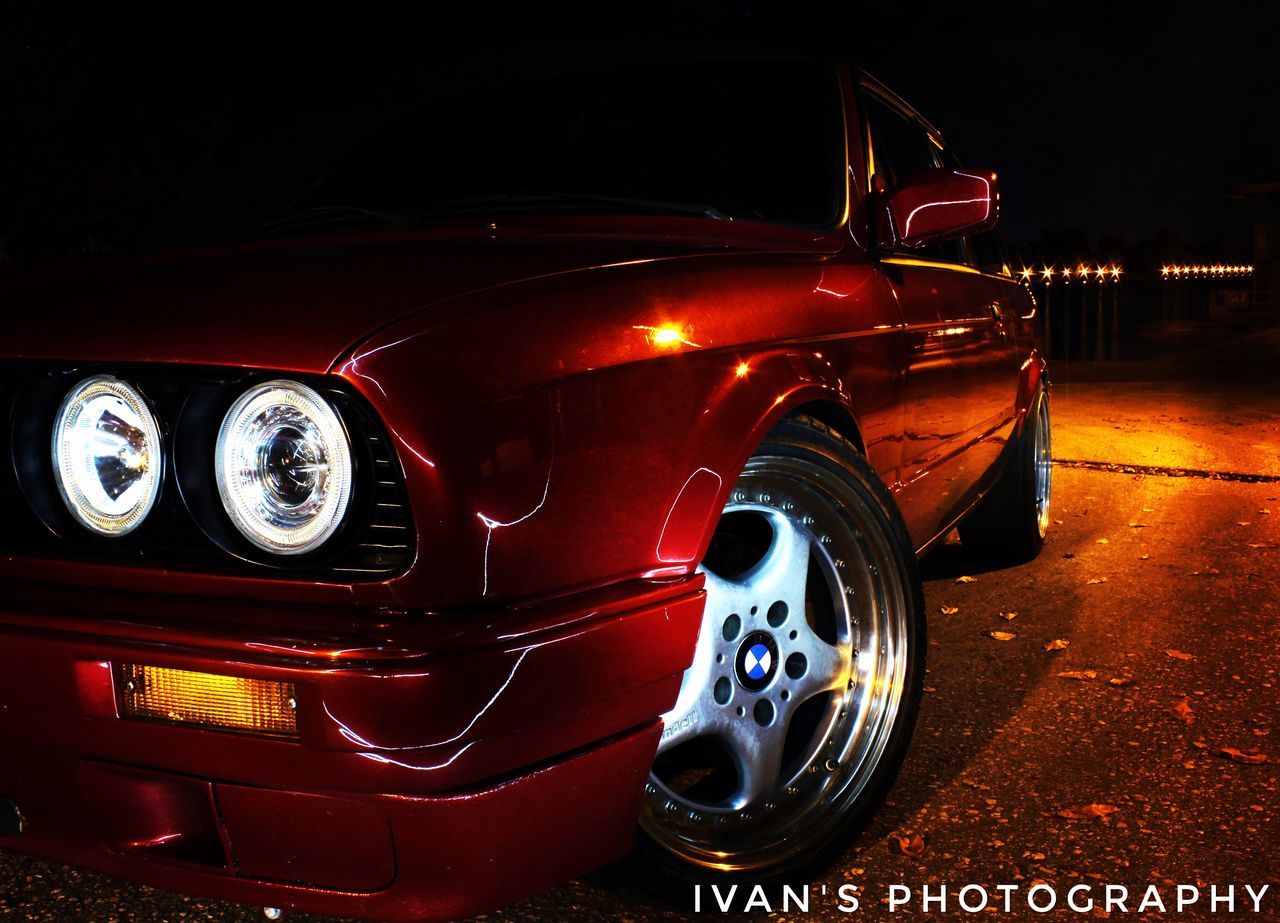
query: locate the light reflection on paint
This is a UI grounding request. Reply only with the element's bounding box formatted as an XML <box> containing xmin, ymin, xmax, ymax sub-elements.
<box><xmin>656</xmin><ymin>467</ymin><xmax>723</xmax><ymax>564</ymax></box>
<box><xmin>478</xmin><ymin>467</ymin><xmax>551</xmax><ymax>596</ymax></box>
<box><xmin>634</xmin><ymin>323</ymin><xmax>700</xmax><ymax>348</ymax></box>
<box><xmin>928</xmin><ymin>326</ymin><xmax>973</xmax><ymax>338</ymax></box>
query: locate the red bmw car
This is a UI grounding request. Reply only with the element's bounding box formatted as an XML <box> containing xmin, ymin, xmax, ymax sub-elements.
<box><xmin>0</xmin><ymin>58</ymin><xmax>1050</xmax><ymax>919</ymax></box>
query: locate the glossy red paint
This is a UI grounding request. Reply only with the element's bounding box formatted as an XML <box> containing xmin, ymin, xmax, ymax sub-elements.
<box><xmin>0</xmin><ymin>577</ymin><xmax>702</xmax><ymax>919</ymax></box>
<box><xmin>0</xmin><ymin>60</ymin><xmax>1046</xmax><ymax>919</ymax></box>
<box><xmin>880</xmin><ymin>167</ymin><xmax>999</xmax><ymax>249</ymax></box>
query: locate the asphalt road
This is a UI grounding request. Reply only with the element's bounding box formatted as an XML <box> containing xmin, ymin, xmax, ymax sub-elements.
<box><xmin>3</xmin><ymin>329</ymin><xmax>1279</xmax><ymax>922</ymax></box>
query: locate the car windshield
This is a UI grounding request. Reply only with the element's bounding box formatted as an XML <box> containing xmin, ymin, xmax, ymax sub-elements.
<box><xmin>278</xmin><ymin>59</ymin><xmax>844</xmax><ymax>231</ymax></box>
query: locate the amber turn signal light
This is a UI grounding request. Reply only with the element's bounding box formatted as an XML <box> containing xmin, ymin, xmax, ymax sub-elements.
<box><xmin>118</xmin><ymin>664</ymin><xmax>298</xmax><ymax>737</ymax></box>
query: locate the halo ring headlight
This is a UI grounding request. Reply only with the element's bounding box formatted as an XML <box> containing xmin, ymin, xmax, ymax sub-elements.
<box><xmin>53</xmin><ymin>375</ymin><xmax>163</xmax><ymax>536</ymax></box>
<box><xmin>215</xmin><ymin>380</ymin><xmax>354</xmax><ymax>556</ymax></box>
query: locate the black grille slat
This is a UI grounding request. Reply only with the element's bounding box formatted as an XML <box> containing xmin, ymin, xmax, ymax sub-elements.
<box><xmin>0</xmin><ymin>365</ymin><xmax>413</xmax><ymax>582</ymax></box>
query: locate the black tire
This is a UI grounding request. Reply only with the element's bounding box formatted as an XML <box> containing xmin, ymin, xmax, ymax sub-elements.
<box><xmin>617</xmin><ymin>414</ymin><xmax>926</xmax><ymax>908</ymax></box>
<box><xmin>958</xmin><ymin>385</ymin><xmax>1052</xmax><ymax>562</ymax></box>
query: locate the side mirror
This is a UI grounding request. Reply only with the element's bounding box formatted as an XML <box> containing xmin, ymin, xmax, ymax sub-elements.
<box><xmin>879</xmin><ymin>168</ymin><xmax>999</xmax><ymax>250</ymax></box>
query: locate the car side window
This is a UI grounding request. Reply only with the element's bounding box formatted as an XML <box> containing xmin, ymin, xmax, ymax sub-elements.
<box><xmin>861</xmin><ymin>91</ymin><xmax>966</xmax><ymax>266</ymax></box>
<box><xmin>968</xmin><ymin>228</ymin><xmax>1012</xmax><ymax>276</ymax></box>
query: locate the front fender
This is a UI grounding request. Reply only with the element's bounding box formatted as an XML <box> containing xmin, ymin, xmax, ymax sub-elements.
<box><xmin>335</xmin><ymin>252</ymin><xmax>897</xmax><ymax>609</ymax></box>
<box><xmin>649</xmin><ymin>350</ymin><xmax>858</xmax><ymax>568</ymax></box>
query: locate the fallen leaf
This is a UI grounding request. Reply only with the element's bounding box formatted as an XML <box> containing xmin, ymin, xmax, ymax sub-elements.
<box><xmin>1173</xmin><ymin>696</ymin><xmax>1195</xmax><ymax>725</ymax></box>
<box><xmin>999</xmin><ymin>611</ymin><xmax>1019</xmax><ymax>621</ymax></box>
<box><xmin>954</xmin><ymin>575</ymin><xmax>978</xmax><ymax>584</ymax></box>
<box><xmin>1108</xmin><ymin>677</ymin><xmax>1132</xmax><ymax>687</ymax></box>
<box><xmin>1238</xmin><ymin>521</ymin><xmax>1252</xmax><ymax>526</ymax></box>
<box><xmin>1142</xmin><ymin>507</ymin><xmax>1155</xmax><ymax>512</ymax></box>
<box><xmin>1096</xmin><ymin>538</ymin><xmax>1109</xmax><ymax>545</ymax></box>
<box><xmin>1044</xmin><ymin>638</ymin><xmax>1070</xmax><ymax>651</ymax></box>
<box><xmin>1218</xmin><ymin>747</ymin><xmax>1268</xmax><ymax>765</ymax></box>
<box><xmin>1128</xmin><ymin>522</ymin><xmax>1148</xmax><ymax>529</ymax></box>
<box><xmin>1261</xmin><ymin>509</ymin><xmax>1272</xmax><ymax>515</ymax></box>
<box><xmin>892</xmin><ymin>833</ymin><xmax>926</xmax><ymax>856</ymax></box>
<box><xmin>939</xmin><ymin>605</ymin><xmax>959</xmax><ymax>615</ymax></box>
<box><xmin>1057</xmin><ymin>803</ymin><xmax>1119</xmax><ymax>820</ymax></box>
<box><xmin>1164</xmin><ymin>649</ymin><xmax>1194</xmax><ymax>661</ymax></box>
<box><xmin>1058</xmin><ymin>670</ymin><xmax>1099</xmax><ymax>681</ymax></box>
<box><xmin>1139</xmin><ymin>554</ymin><xmax>1151</xmax><ymax>560</ymax></box>
<box><xmin>1087</xmin><ymin>577</ymin><xmax>1108</xmax><ymax>585</ymax></box>
<box><xmin>923</xmin><ymin>685</ymin><xmax>937</xmax><ymax>693</ymax></box>
<box><xmin>988</xmin><ymin>631</ymin><xmax>1017</xmax><ymax>641</ymax></box>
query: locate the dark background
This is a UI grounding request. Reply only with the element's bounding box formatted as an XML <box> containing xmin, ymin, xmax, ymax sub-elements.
<box><xmin>2</xmin><ymin>2</ymin><xmax>1275</xmax><ymax>268</ymax></box>
<box><xmin>2</xmin><ymin>7</ymin><xmax>1280</xmax><ymax>921</ymax></box>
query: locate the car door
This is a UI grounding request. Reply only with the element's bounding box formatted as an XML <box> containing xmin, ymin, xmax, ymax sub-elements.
<box><xmin>860</xmin><ymin>87</ymin><xmax>1019</xmax><ymax>547</ymax></box>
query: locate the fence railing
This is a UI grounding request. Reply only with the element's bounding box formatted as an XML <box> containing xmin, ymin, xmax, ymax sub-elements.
<box><xmin>1022</xmin><ymin>273</ymin><xmax>1272</xmax><ymax>362</ymax></box>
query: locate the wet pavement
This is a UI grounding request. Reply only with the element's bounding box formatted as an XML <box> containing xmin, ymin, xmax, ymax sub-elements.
<box><xmin>3</xmin><ymin>329</ymin><xmax>1279</xmax><ymax>921</ymax></box>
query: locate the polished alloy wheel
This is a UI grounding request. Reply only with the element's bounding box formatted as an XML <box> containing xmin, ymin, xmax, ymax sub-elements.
<box><xmin>641</xmin><ymin>453</ymin><xmax>912</xmax><ymax>872</ymax></box>
<box><xmin>1033</xmin><ymin>392</ymin><xmax>1052</xmax><ymax>539</ymax></box>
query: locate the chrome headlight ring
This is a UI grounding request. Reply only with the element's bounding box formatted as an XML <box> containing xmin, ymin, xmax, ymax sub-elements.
<box><xmin>52</xmin><ymin>375</ymin><xmax>163</xmax><ymax>536</ymax></box>
<box><xmin>214</xmin><ymin>380</ymin><xmax>354</xmax><ymax>556</ymax></box>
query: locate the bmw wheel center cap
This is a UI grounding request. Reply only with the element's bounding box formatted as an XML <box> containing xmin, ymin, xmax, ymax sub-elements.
<box><xmin>736</xmin><ymin>631</ymin><xmax>779</xmax><ymax>691</ymax></box>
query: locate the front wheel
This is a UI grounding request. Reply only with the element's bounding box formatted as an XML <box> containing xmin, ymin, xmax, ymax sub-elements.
<box><xmin>628</xmin><ymin>415</ymin><xmax>925</xmax><ymax>895</ymax></box>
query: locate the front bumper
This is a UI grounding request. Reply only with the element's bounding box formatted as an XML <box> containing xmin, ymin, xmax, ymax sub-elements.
<box><xmin>0</xmin><ymin>575</ymin><xmax>704</xmax><ymax>920</ymax></box>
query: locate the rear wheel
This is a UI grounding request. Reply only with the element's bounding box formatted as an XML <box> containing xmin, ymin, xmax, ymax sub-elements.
<box><xmin>958</xmin><ymin>384</ymin><xmax>1052</xmax><ymax>561</ymax></box>
<box><xmin>629</xmin><ymin>415</ymin><xmax>925</xmax><ymax>896</ymax></box>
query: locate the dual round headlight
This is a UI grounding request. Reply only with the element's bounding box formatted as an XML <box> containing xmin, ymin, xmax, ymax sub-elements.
<box><xmin>214</xmin><ymin>381</ymin><xmax>353</xmax><ymax>555</ymax></box>
<box><xmin>53</xmin><ymin>376</ymin><xmax>163</xmax><ymax>536</ymax></box>
<box><xmin>52</xmin><ymin>376</ymin><xmax>353</xmax><ymax>555</ymax></box>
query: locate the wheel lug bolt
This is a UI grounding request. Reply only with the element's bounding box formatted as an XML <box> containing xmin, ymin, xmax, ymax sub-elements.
<box><xmin>688</xmin><ymin>811</ymin><xmax>702</xmax><ymax>822</ymax></box>
<box><xmin>665</xmin><ymin>800</ymin><xmax>678</xmax><ymax>812</ymax></box>
<box><xmin>645</xmin><ymin>783</ymin><xmax>657</xmax><ymax>795</ymax></box>
<box><xmin>825</xmin><ymin>758</ymin><xmax>840</xmax><ymax>772</ymax></box>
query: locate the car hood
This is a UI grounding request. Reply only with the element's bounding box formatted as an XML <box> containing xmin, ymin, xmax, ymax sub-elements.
<box><xmin>3</xmin><ymin>219</ymin><xmax>830</xmax><ymax>373</ymax></box>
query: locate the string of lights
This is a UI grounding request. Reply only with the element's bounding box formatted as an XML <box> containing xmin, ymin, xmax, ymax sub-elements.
<box><xmin>1160</xmin><ymin>264</ymin><xmax>1253</xmax><ymax>279</ymax></box>
<box><xmin>1015</xmin><ymin>263</ymin><xmax>1255</xmax><ymax>283</ymax></box>
<box><xmin>1018</xmin><ymin>265</ymin><xmax>1122</xmax><ymax>284</ymax></box>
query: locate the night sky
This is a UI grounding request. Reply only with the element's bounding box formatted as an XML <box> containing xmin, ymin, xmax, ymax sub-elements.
<box><xmin>3</xmin><ymin>3</ymin><xmax>1275</xmax><ymax>265</ymax></box>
